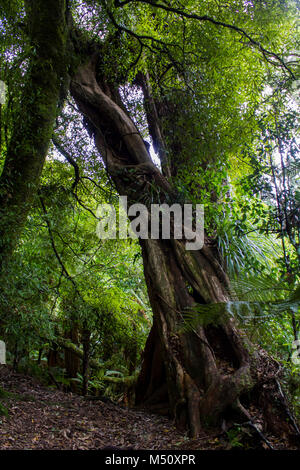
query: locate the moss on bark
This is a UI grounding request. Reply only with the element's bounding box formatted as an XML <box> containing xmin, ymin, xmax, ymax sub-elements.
<box><xmin>0</xmin><ymin>0</ymin><xmax>70</xmax><ymax>267</ymax></box>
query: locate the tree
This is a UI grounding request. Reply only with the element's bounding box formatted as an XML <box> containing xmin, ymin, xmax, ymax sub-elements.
<box><xmin>0</xmin><ymin>0</ymin><xmax>70</xmax><ymax>269</ymax></box>
<box><xmin>237</xmin><ymin>100</ymin><xmax>299</xmax><ymax>341</ymax></box>
<box><xmin>69</xmin><ymin>2</ymin><xmax>298</xmax><ymax>437</ymax></box>
<box><xmin>0</xmin><ymin>0</ymin><xmax>299</xmax><ymax>440</ymax></box>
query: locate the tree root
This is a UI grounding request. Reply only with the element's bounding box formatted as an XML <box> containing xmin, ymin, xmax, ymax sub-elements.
<box><xmin>235</xmin><ymin>399</ymin><xmax>274</xmax><ymax>450</ymax></box>
<box><xmin>275</xmin><ymin>378</ymin><xmax>300</xmax><ymax>436</ymax></box>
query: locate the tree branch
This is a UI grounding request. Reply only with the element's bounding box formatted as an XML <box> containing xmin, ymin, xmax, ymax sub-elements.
<box><xmin>52</xmin><ymin>136</ymin><xmax>80</xmax><ymax>191</ymax></box>
<box><xmin>39</xmin><ymin>194</ymin><xmax>79</xmax><ymax>292</ymax></box>
<box><xmin>52</xmin><ymin>137</ymin><xmax>99</xmax><ymax>219</ymax></box>
<box><xmin>115</xmin><ymin>0</ymin><xmax>295</xmax><ymax>78</ymax></box>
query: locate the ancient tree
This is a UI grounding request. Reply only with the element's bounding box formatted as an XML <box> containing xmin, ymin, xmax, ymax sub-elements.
<box><xmin>0</xmin><ymin>0</ymin><xmax>298</xmax><ymax>440</ymax></box>
<box><xmin>70</xmin><ymin>52</ymin><xmax>298</xmax><ymax>438</ymax></box>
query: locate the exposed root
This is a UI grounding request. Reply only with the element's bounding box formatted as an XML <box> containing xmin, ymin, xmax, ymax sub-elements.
<box><xmin>235</xmin><ymin>399</ymin><xmax>274</xmax><ymax>450</ymax></box>
<box><xmin>275</xmin><ymin>378</ymin><xmax>300</xmax><ymax>436</ymax></box>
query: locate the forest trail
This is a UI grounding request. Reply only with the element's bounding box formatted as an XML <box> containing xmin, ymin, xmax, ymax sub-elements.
<box><xmin>0</xmin><ymin>367</ymin><xmax>298</xmax><ymax>450</ymax></box>
<box><xmin>0</xmin><ymin>367</ymin><xmax>192</xmax><ymax>450</ymax></box>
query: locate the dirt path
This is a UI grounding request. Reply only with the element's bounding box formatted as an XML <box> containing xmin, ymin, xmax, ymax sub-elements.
<box><xmin>1</xmin><ymin>367</ymin><xmax>296</xmax><ymax>451</ymax></box>
<box><xmin>0</xmin><ymin>367</ymin><xmax>192</xmax><ymax>450</ymax></box>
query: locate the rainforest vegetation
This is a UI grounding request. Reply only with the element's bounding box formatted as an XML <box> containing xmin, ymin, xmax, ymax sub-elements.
<box><xmin>0</xmin><ymin>0</ymin><xmax>299</xmax><ymax>451</ymax></box>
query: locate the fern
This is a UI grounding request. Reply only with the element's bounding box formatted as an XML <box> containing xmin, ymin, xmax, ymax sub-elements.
<box><xmin>217</xmin><ymin>220</ymin><xmax>280</xmax><ymax>277</ymax></box>
<box><xmin>180</xmin><ymin>278</ymin><xmax>299</xmax><ymax>333</ymax></box>
<box><xmin>230</xmin><ymin>276</ymin><xmax>292</xmax><ymax>302</ymax></box>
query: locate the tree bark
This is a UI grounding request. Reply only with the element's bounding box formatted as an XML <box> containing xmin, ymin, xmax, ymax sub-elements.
<box><xmin>64</xmin><ymin>325</ymin><xmax>80</xmax><ymax>379</ymax></box>
<box><xmin>0</xmin><ymin>0</ymin><xmax>69</xmax><ymax>270</ymax></box>
<box><xmin>81</xmin><ymin>326</ymin><xmax>91</xmax><ymax>396</ymax></box>
<box><xmin>70</xmin><ymin>55</ymin><xmax>298</xmax><ymax>440</ymax></box>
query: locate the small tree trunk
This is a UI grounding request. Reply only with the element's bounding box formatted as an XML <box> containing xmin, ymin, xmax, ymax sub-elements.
<box><xmin>13</xmin><ymin>341</ymin><xmax>20</xmax><ymax>372</ymax></box>
<box><xmin>123</xmin><ymin>324</ymin><xmax>138</xmax><ymax>406</ymax></box>
<box><xmin>64</xmin><ymin>325</ymin><xmax>80</xmax><ymax>379</ymax></box>
<box><xmin>47</xmin><ymin>343</ymin><xmax>60</xmax><ymax>369</ymax></box>
<box><xmin>82</xmin><ymin>327</ymin><xmax>91</xmax><ymax>396</ymax></box>
<box><xmin>37</xmin><ymin>348</ymin><xmax>43</xmax><ymax>365</ymax></box>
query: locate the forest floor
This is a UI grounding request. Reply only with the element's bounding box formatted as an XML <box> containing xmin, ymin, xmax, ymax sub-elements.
<box><xmin>0</xmin><ymin>366</ymin><xmax>298</xmax><ymax>450</ymax></box>
<box><xmin>0</xmin><ymin>366</ymin><xmax>210</xmax><ymax>450</ymax></box>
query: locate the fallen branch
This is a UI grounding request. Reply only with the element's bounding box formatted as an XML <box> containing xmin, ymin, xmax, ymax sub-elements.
<box><xmin>54</xmin><ymin>337</ymin><xmax>138</xmax><ymax>386</ymax></box>
<box><xmin>235</xmin><ymin>398</ymin><xmax>274</xmax><ymax>450</ymax></box>
<box><xmin>275</xmin><ymin>378</ymin><xmax>300</xmax><ymax>436</ymax></box>
<box><xmin>55</xmin><ymin>337</ymin><xmax>103</xmax><ymax>370</ymax></box>
<box><xmin>101</xmin><ymin>372</ymin><xmax>138</xmax><ymax>387</ymax></box>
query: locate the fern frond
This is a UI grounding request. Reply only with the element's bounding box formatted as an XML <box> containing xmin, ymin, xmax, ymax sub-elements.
<box><xmin>179</xmin><ymin>283</ymin><xmax>299</xmax><ymax>333</ymax></box>
<box><xmin>230</xmin><ymin>275</ymin><xmax>291</xmax><ymax>302</ymax></box>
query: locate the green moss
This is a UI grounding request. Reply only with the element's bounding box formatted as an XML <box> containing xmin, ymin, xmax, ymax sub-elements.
<box><xmin>0</xmin><ymin>0</ymin><xmax>70</xmax><ymax>263</ymax></box>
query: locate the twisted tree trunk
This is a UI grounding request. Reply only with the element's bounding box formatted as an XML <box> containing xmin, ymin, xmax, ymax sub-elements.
<box><xmin>71</xmin><ymin>55</ymin><xmax>298</xmax><ymax>440</ymax></box>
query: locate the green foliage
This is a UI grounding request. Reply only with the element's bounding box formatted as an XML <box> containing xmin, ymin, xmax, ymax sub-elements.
<box><xmin>226</xmin><ymin>426</ymin><xmax>244</xmax><ymax>449</ymax></box>
<box><xmin>182</xmin><ymin>276</ymin><xmax>299</xmax><ymax>322</ymax></box>
<box><xmin>0</xmin><ymin>0</ymin><xmax>299</xmax><ymax>408</ymax></box>
<box><xmin>181</xmin><ymin>275</ymin><xmax>300</xmax><ymax>366</ymax></box>
<box><xmin>0</xmin><ymin>130</ymin><xmax>150</xmax><ymax>381</ymax></box>
<box><xmin>0</xmin><ymin>387</ymin><xmax>9</xmax><ymax>417</ymax></box>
